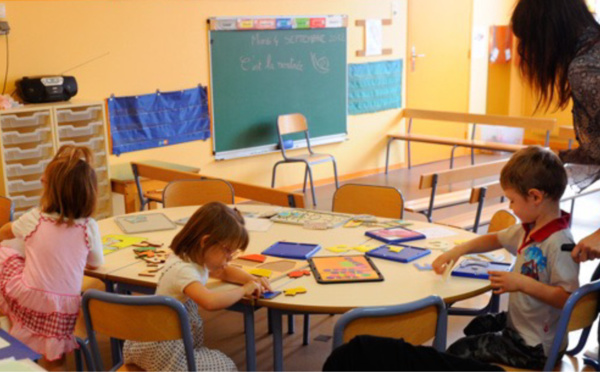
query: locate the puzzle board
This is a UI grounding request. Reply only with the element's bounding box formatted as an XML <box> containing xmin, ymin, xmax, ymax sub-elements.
<box><xmin>308</xmin><ymin>255</ymin><xmax>384</xmax><ymax>284</ymax></box>
<box><xmin>102</xmin><ymin>234</ymin><xmax>148</xmax><ymax>255</ymax></box>
<box><xmin>230</xmin><ymin>256</ymin><xmax>306</xmax><ymax>280</ymax></box>
<box><xmin>270</xmin><ymin>209</ymin><xmax>352</xmax><ymax>228</ymax></box>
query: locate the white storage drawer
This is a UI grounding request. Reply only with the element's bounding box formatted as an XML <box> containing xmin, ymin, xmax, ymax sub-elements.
<box><xmin>8</xmin><ymin>179</ymin><xmax>42</xmax><ymax>193</ymax></box>
<box><xmin>4</xmin><ymin>144</ymin><xmax>53</xmax><ymax>162</ymax></box>
<box><xmin>56</xmin><ymin>107</ymin><xmax>102</xmax><ymax>123</ymax></box>
<box><xmin>58</xmin><ymin>121</ymin><xmax>102</xmax><ymax>139</ymax></box>
<box><xmin>1</xmin><ymin>112</ymin><xmax>49</xmax><ymax>129</ymax></box>
<box><xmin>61</xmin><ymin>138</ymin><xmax>104</xmax><ymax>151</ymax></box>
<box><xmin>93</xmin><ymin>151</ymin><xmax>106</xmax><ymax>166</ymax></box>
<box><xmin>6</xmin><ymin>159</ymin><xmax>50</xmax><ymax>178</ymax></box>
<box><xmin>11</xmin><ymin>195</ymin><xmax>40</xmax><ymax>210</ymax></box>
<box><xmin>13</xmin><ymin>209</ymin><xmax>26</xmax><ymax>220</ymax></box>
<box><xmin>2</xmin><ymin>128</ymin><xmax>52</xmax><ymax>145</ymax></box>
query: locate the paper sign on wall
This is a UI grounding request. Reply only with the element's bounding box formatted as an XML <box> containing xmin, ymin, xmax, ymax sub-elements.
<box><xmin>365</xmin><ymin>19</ymin><xmax>383</xmax><ymax>56</ymax></box>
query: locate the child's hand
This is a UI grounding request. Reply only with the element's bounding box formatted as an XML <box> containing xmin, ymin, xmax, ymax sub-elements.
<box><xmin>432</xmin><ymin>251</ymin><xmax>460</xmax><ymax>275</ymax></box>
<box><xmin>242</xmin><ymin>281</ymin><xmax>260</xmax><ymax>298</ymax></box>
<box><xmin>254</xmin><ymin>277</ymin><xmax>272</xmax><ymax>292</ymax></box>
<box><xmin>488</xmin><ymin>271</ymin><xmax>525</xmax><ymax>294</ymax></box>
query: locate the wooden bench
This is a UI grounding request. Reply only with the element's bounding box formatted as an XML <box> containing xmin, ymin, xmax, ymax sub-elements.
<box><xmin>385</xmin><ymin>109</ymin><xmax>557</xmax><ymax>172</ymax></box>
<box><xmin>405</xmin><ymin>159</ymin><xmax>509</xmax><ymax>222</ymax></box>
<box><xmin>441</xmin><ymin>178</ymin><xmax>600</xmax><ymax>232</ymax></box>
<box><xmin>131</xmin><ymin>162</ymin><xmax>305</xmax><ymax>210</ymax></box>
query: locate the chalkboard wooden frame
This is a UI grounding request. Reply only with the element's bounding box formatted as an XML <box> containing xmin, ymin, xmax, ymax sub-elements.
<box><xmin>208</xmin><ymin>15</ymin><xmax>348</xmax><ymax>160</ymax></box>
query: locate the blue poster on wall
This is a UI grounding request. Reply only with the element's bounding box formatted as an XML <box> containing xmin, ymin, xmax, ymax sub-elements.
<box><xmin>348</xmin><ymin>60</ymin><xmax>403</xmax><ymax>115</ymax></box>
<box><xmin>108</xmin><ymin>86</ymin><xmax>210</xmax><ymax>155</ymax></box>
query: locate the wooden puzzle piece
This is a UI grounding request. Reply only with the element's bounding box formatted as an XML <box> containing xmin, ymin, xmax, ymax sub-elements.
<box><xmin>138</xmin><ymin>271</ymin><xmax>155</xmax><ymax>277</ymax></box>
<box><xmin>287</xmin><ymin>269</ymin><xmax>311</xmax><ymax>279</ymax></box>
<box><xmin>249</xmin><ymin>268</ymin><xmax>272</xmax><ymax>278</ymax></box>
<box><xmin>442</xmin><ymin>260</ymin><xmax>455</xmax><ymax>282</ymax></box>
<box><xmin>132</xmin><ymin>240</ymin><xmax>164</xmax><ymax>248</ymax></box>
<box><xmin>388</xmin><ymin>246</ymin><xmax>404</xmax><ymax>253</ymax></box>
<box><xmin>147</xmin><ymin>265</ymin><xmax>164</xmax><ymax>273</ymax></box>
<box><xmin>414</xmin><ymin>263</ymin><xmax>433</xmax><ymax>271</ymax></box>
<box><xmin>261</xmin><ymin>291</ymin><xmax>282</xmax><ymax>300</ymax></box>
<box><xmin>343</xmin><ymin>220</ymin><xmax>363</xmax><ymax>228</ymax></box>
<box><xmin>326</xmin><ymin>245</ymin><xmax>350</xmax><ymax>253</ymax></box>
<box><xmin>258</xmin><ymin>260</ymin><xmax>296</xmax><ymax>272</ymax></box>
<box><xmin>135</xmin><ymin>250</ymin><xmax>155</xmax><ymax>258</ymax></box>
<box><xmin>352</xmin><ymin>245</ymin><xmax>377</xmax><ymax>253</ymax></box>
<box><xmin>102</xmin><ymin>234</ymin><xmax>148</xmax><ymax>249</ymax></box>
<box><xmin>238</xmin><ymin>254</ymin><xmax>267</xmax><ymax>263</ymax></box>
<box><xmin>424</xmin><ymin>240</ymin><xmax>453</xmax><ymax>251</ymax></box>
<box><xmin>284</xmin><ymin>287</ymin><xmax>307</xmax><ymax>296</ymax></box>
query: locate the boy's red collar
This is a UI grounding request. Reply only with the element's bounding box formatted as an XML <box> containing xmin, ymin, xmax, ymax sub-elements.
<box><xmin>518</xmin><ymin>211</ymin><xmax>571</xmax><ymax>253</ymax></box>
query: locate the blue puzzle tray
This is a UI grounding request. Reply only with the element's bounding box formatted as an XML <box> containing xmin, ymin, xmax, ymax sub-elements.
<box><xmin>262</xmin><ymin>241</ymin><xmax>321</xmax><ymax>260</ymax></box>
<box><xmin>451</xmin><ymin>259</ymin><xmax>512</xmax><ymax>280</ymax></box>
<box><xmin>366</xmin><ymin>244</ymin><xmax>431</xmax><ymax>263</ymax></box>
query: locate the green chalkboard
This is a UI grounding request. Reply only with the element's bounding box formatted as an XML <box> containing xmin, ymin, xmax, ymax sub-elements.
<box><xmin>209</xmin><ymin>28</ymin><xmax>347</xmax><ymax>159</ymax></box>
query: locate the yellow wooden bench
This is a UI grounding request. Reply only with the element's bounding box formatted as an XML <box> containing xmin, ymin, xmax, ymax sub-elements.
<box><xmin>385</xmin><ymin>109</ymin><xmax>557</xmax><ymax>172</ymax></box>
<box><xmin>130</xmin><ymin>162</ymin><xmax>305</xmax><ymax>210</ymax></box>
<box><xmin>405</xmin><ymin>159</ymin><xmax>508</xmax><ymax>222</ymax></box>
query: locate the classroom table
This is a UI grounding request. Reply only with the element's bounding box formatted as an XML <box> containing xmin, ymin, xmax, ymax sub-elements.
<box><xmin>88</xmin><ymin>205</ymin><xmax>511</xmax><ymax>371</ymax></box>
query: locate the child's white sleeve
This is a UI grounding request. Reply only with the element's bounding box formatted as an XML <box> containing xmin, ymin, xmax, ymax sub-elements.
<box><xmin>11</xmin><ymin>208</ymin><xmax>41</xmax><ymax>240</ymax></box>
<box><xmin>86</xmin><ymin>219</ymin><xmax>104</xmax><ymax>267</ymax></box>
<box><xmin>495</xmin><ymin>224</ymin><xmax>522</xmax><ymax>255</ymax></box>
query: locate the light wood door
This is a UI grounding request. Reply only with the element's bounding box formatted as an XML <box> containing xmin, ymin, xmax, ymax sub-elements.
<box><xmin>406</xmin><ymin>0</ymin><xmax>473</xmax><ymax>166</ymax></box>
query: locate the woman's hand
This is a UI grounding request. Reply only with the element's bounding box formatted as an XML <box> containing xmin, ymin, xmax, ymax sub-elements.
<box><xmin>572</xmin><ymin>229</ymin><xmax>600</xmax><ymax>263</ymax></box>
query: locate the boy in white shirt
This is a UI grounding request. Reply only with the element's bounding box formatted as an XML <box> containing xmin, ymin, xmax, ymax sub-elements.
<box><xmin>433</xmin><ymin>146</ymin><xmax>579</xmax><ymax>369</ymax></box>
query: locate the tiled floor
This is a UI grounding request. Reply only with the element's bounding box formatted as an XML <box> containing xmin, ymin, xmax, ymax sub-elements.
<box><xmin>72</xmin><ymin>154</ymin><xmax>600</xmax><ymax>371</ymax></box>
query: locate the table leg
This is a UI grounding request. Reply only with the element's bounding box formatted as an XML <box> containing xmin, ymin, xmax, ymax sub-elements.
<box><xmin>272</xmin><ymin>309</ymin><xmax>284</xmax><ymax>371</ymax></box>
<box><xmin>242</xmin><ymin>305</ymin><xmax>257</xmax><ymax>371</ymax></box>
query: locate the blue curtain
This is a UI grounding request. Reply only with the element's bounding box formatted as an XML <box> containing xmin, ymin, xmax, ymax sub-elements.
<box><xmin>348</xmin><ymin>60</ymin><xmax>403</xmax><ymax>115</ymax></box>
<box><xmin>108</xmin><ymin>86</ymin><xmax>210</xmax><ymax>155</ymax></box>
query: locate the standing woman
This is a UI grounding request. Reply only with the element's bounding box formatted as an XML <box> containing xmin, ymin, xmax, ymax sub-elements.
<box><xmin>512</xmin><ymin>0</ymin><xmax>600</xmax><ymax>262</ymax></box>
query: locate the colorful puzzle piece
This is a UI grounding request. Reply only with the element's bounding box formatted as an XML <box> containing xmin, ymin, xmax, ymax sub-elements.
<box><xmin>261</xmin><ymin>291</ymin><xmax>282</xmax><ymax>300</ymax></box>
<box><xmin>239</xmin><ymin>254</ymin><xmax>267</xmax><ymax>263</ymax></box>
<box><xmin>414</xmin><ymin>263</ymin><xmax>433</xmax><ymax>271</ymax></box>
<box><xmin>388</xmin><ymin>246</ymin><xmax>404</xmax><ymax>253</ymax></box>
<box><xmin>249</xmin><ymin>268</ymin><xmax>272</xmax><ymax>278</ymax></box>
<box><xmin>284</xmin><ymin>287</ymin><xmax>307</xmax><ymax>296</ymax></box>
<box><xmin>352</xmin><ymin>245</ymin><xmax>377</xmax><ymax>253</ymax></box>
<box><xmin>326</xmin><ymin>245</ymin><xmax>351</xmax><ymax>253</ymax></box>
<box><xmin>123</xmin><ymin>215</ymin><xmax>148</xmax><ymax>224</ymax></box>
<box><xmin>102</xmin><ymin>235</ymin><xmax>149</xmax><ymax>254</ymax></box>
<box><xmin>424</xmin><ymin>240</ymin><xmax>453</xmax><ymax>250</ymax></box>
<box><xmin>343</xmin><ymin>220</ymin><xmax>363</xmax><ymax>228</ymax></box>
<box><xmin>288</xmin><ymin>269</ymin><xmax>311</xmax><ymax>279</ymax></box>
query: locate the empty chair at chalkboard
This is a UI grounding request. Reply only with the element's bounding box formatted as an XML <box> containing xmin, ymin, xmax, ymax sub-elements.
<box><xmin>271</xmin><ymin>113</ymin><xmax>339</xmax><ymax>206</ymax></box>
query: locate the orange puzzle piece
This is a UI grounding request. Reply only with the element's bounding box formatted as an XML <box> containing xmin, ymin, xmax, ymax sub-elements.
<box><xmin>239</xmin><ymin>254</ymin><xmax>267</xmax><ymax>263</ymax></box>
<box><xmin>288</xmin><ymin>270</ymin><xmax>311</xmax><ymax>279</ymax></box>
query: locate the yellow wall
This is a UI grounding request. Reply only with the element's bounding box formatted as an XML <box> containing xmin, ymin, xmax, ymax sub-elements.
<box><xmin>4</xmin><ymin>0</ymin><xmax>407</xmax><ymax>188</ymax></box>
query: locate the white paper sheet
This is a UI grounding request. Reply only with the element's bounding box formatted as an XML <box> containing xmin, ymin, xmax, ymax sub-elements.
<box><xmin>414</xmin><ymin>227</ymin><xmax>458</xmax><ymax>239</ymax></box>
<box><xmin>365</xmin><ymin>19</ymin><xmax>383</xmax><ymax>56</ymax></box>
<box><xmin>245</xmin><ymin>217</ymin><xmax>273</xmax><ymax>232</ymax></box>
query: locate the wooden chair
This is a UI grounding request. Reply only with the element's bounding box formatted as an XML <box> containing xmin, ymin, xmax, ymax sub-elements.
<box><xmin>332</xmin><ymin>183</ymin><xmax>404</xmax><ymax>219</ymax></box>
<box><xmin>0</xmin><ymin>196</ymin><xmax>13</xmax><ymax>225</ymax></box>
<box><xmin>162</xmin><ymin>179</ymin><xmax>234</xmax><ymax>208</ymax></box>
<box><xmin>332</xmin><ymin>295</ymin><xmax>447</xmax><ymax>351</ymax></box>
<box><xmin>271</xmin><ymin>113</ymin><xmax>339</xmax><ymax>206</ymax></box>
<box><xmin>82</xmin><ymin>289</ymin><xmax>197</xmax><ymax>371</ymax></box>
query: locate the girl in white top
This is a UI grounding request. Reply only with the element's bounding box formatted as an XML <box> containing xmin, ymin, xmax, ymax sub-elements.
<box><xmin>124</xmin><ymin>202</ymin><xmax>271</xmax><ymax>371</ymax></box>
<box><xmin>0</xmin><ymin>145</ymin><xmax>103</xmax><ymax>370</ymax></box>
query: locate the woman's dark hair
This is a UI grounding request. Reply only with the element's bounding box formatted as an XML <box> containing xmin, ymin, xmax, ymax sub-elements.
<box><xmin>511</xmin><ymin>0</ymin><xmax>600</xmax><ymax>111</ymax></box>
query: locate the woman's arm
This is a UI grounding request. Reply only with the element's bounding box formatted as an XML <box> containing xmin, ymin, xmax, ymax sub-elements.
<box><xmin>571</xmin><ymin>228</ymin><xmax>600</xmax><ymax>262</ymax></box>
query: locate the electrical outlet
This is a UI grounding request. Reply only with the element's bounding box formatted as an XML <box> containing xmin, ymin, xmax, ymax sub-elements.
<box><xmin>0</xmin><ymin>21</ymin><xmax>10</xmax><ymax>35</ymax></box>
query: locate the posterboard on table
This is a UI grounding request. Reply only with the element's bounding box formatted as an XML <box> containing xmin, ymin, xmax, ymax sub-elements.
<box><xmin>308</xmin><ymin>255</ymin><xmax>384</xmax><ymax>284</ymax></box>
<box><xmin>208</xmin><ymin>15</ymin><xmax>348</xmax><ymax>160</ymax></box>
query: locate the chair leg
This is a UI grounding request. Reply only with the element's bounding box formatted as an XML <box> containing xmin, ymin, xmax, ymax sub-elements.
<box><xmin>306</xmin><ymin>165</ymin><xmax>317</xmax><ymax>206</ymax></box>
<box><xmin>385</xmin><ymin>138</ymin><xmax>393</xmax><ymax>175</ymax></box>
<box><xmin>407</xmin><ymin>140</ymin><xmax>412</xmax><ymax>169</ymax></box>
<box><xmin>450</xmin><ymin>145</ymin><xmax>458</xmax><ymax>169</ymax></box>
<box><xmin>75</xmin><ymin>337</ymin><xmax>93</xmax><ymax>371</ymax></box>
<box><xmin>331</xmin><ymin>158</ymin><xmax>339</xmax><ymax>189</ymax></box>
<box><xmin>271</xmin><ymin>162</ymin><xmax>281</xmax><ymax>188</ymax></box>
<box><xmin>303</xmin><ymin>166</ymin><xmax>309</xmax><ymax>193</ymax></box>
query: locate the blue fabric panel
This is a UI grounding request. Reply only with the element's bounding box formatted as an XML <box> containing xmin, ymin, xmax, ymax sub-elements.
<box><xmin>348</xmin><ymin>60</ymin><xmax>403</xmax><ymax>115</ymax></box>
<box><xmin>108</xmin><ymin>86</ymin><xmax>210</xmax><ymax>155</ymax></box>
